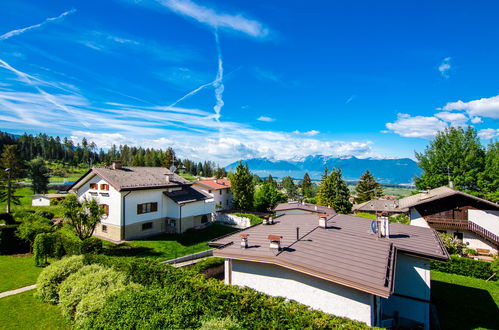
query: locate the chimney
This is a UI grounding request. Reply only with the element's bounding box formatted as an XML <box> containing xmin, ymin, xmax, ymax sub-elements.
<box><xmin>165</xmin><ymin>173</ymin><xmax>174</xmax><ymax>183</ymax></box>
<box><xmin>449</xmin><ymin>181</ymin><xmax>454</xmax><ymax>189</ymax></box>
<box><xmin>214</xmin><ymin>178</ymin><xmax>218</xmax><ymax>184</ymax></box>
<box><xmin>268</xmin><ymin>235</ymin><xmax>282</xmax><ymax>253</ymax></box>
<box><xmin>296</xmin><ymin>227</ymin><xmax>300</xmax><ymax>241</ymax></box>
<box><xmin>318</xmin><ymin>213</ymin><xmax>328</xmax><ymax>228</ymax></box>
<box><xmin>314</xmin><ymin>205</ymin><xmax>318</xmax><ymax>211</ymax></box>
<box><xmin>268</xmin><ymin>216</ymin><xmax>274</xmax><ymax>225</ymax></box>
<box><xmin>111</xmin><ymin>160</ymin><xmax>122</xmax><ymax>170</ymax></box>
<box><xmin>240</xmin><ymin>233</ymin><xmax>249</xmax><ymax>249</ymax></box>
<box><xmin>377</xmin><ymin>212</ymin><xmax>390</xmax><ymax>238</ymax></box>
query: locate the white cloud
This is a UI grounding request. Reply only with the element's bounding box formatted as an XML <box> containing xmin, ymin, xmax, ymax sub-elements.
<box><xmin>478</xmin><ymin>128</ymin><xmax>499</xmax><ymax>140</ymax></box>
<box><xmin>441</xmin><ymin>95</ymin><xmax>499</xmax><ymax>119</ymax></box>
<box><xmin>293</xmin><ymin>130</ymin><xmax>320</xmax><ymax>136</ymax></box>
<box><xmin>385</xmin><ymin>113</ymin><xmax>448</xmax><ymax>138</ymax></box>
<box><xmin>257</xmin><ymin>116</ymin><xmax>275</xmax><ymax>122</ymax></box>
<box><xmin>438</xmin><ymin>57</ymin><xmax>451</xmax><ymax>78</ymax></box>
<box><xmin>434</xmin><ymin>111</ymin><xmax>468</xmax><ymax>126</ymax></box>
<box><xmin>0</xmin><ymin>9</ymin><xmax>76</xmax><ymax>41</ymax></box>
<box><xmin>471</xmin><ymin>117</ymin><xmax>483</xmax><ymax>124</ymax></box>
<box><xmin>159</xmin><ymin>0</ymin><xmax>269</xmax><ymax>38</ymax></box>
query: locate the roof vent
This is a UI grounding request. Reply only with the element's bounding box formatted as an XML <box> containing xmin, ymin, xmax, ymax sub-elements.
<box><xmin>111</xmin><ymin>160</ymin><xmax>122</xmax><ymax>170</ymax></box>
<box><xmin>318</xmin><ymin>213</ymin><xmax>328</xmax><ymax>228</ymax></box>
<box><xmin>240</xmin><ymin>233</ymin><xmax>249</xmax><ymax>249</ymax></box>
<box><xmin>268</xmin><ymin>235</ymin><xmax>282</xmax><ymax>253</ymax></box>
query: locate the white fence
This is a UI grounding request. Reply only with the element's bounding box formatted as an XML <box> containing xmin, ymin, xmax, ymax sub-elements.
<box><xmin>214</xmin><ymin>213</ymin><xmax>251</xmax><ymax>228</ymax></box>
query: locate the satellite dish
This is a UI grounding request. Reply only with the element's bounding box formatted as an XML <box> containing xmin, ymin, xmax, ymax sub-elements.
<box><xmin>169</xmin><ymin>165</ymin><xmax>177</xmax><ymax>173</ymax></box>
<box><xmin>370</xmin><ymin>220</ymin><xmax>378</xmax><ymax>234</ymax></box>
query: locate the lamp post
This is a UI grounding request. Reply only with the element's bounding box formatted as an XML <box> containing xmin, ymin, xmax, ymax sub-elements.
<box><xmin>5</xmin><ymin>168</ymin><xmax>11</xmax><ymax>214</ymax></box>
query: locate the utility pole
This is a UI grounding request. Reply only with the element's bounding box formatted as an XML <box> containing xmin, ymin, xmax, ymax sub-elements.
<box><xmin>5</xmin><ymin>168</ymin><xmax>11</xmax><ymax>214</ymax></box>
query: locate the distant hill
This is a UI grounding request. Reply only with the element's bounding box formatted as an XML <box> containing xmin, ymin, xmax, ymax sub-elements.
<box><xmin>225</xmin><ymin>155</ymin><xmax>421</xmax><ymax>184</ymax></box>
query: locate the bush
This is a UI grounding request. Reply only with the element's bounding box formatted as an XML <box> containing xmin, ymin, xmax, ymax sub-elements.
<box><xmin>189</xmin><ymin>257</ymin><xmax>224</xmax><ymax>273</ymax></box>
<box><xmin>438</xmin><ymin>232</ymin><xmax>466</xmax><ymax>255</ymax></box>
<box><xmin>199</xmin><ymin>317</ymin><xmax>243</xmax><ymax>330</ymax></box>
<box><xmin>465</xmin><ymin>248</ymin><xmax>478</xmax><ymax>256</ymax></box>
<box><xmin>81</xmin><ymin>237</ymin><xmax>102</xmax><ymax>254</ymax></box>
<box><xmin>233</xmin><ymin>213</ymin><xmax>263</xmax><ymax>226</ymax></box>
<box><xmin>390</xmin><ymin>214</ymin><xmax>410</xmax><ymax>224</ymax></box>
<box><xmin>16</xmin><ymin>214</ymin><xmax>54</xmax><ymax>249</ymax></box>
<box><xmin>0</xmin><ymin>213</ymin><xmax>15</xmax><ymax>224</ymax></box>
<box><xmin>36</xmin><ymin>255</ymin><xmax>85</xmax><ymax>304</ymax></box>
<box><xmin>35</xmin><ymin>210</ymin><xmax>55</xmax><ymax>220</ymax></box>
<box><xmin>0</xmin><ymin>224</ymin><xmax>29</xmax><ymax>254</ymax></box>
<box><xmin>431</xmin><ymin>255</ymin><xmax>496</xmax><ymax>280</ymax></box>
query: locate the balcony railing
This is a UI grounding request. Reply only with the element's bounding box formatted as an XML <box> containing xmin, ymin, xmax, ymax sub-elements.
<box><xmin>426</xmin><ymin>218</ymin><xmax>498</xmax><ymax>247</ymax></box>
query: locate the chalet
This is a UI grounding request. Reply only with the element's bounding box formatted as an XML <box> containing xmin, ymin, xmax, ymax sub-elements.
<box><xmin>353</xmin><ymin>199</ymin><xmax>408</xmax><ymax>217</ymax></box>
<box><xmin>211</xmin><ymin>213</ymin><xmax>448</xmax><ymax>328</ymax></box>
<box><xmin>70</xmin><ymin>161</ymin><xmax>215</xmax><ymax>241</ymax></box>
<box><xmin>274</xmin><ymin>201</ymin><xmax>336</xmax><ymax>216</ymax></box>
<box><xmin>193</xmin><ymin>178</ymin><xmax>233</xmax><ymax>211</ymax></box>
<box><xmin>403</xmin><ymin>186</ymin><xmax>499</xmax><ymax>254</ymax></box>
<box><xmin>31</xmin><ymin>193</ymin><xmax>67</xmax><ymax>206</ymax></box>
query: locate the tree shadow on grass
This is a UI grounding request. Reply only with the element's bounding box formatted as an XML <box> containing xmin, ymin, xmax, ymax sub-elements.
<box><xmin>431</xmin><ymin>279</ymin><xmax>499</xmax><ymax>330</ymax></box>
<box><xmin>103</xmin><ymin>245</ymin><xmax>164</xmax><ymax>258</ymax></box>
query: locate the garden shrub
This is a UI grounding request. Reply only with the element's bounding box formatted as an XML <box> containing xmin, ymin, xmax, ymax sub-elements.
<box><xmin>16</xmin><ymin>214</ymin><xmax>54</xmax><ymax>250</ymax></box>
<box><xmin>0</xmin><ymin>212</ymin><xmax>15</xmax><ymax>224</ymax></box>
<box><xmin>188</xmin><ymin>257</ymin><xmax>224</xmax><ymax>273</ymax></box>
<box><xmin>233</xmin><ymin>213</ymin><xmax>263</xmax><ymax>226</ymax></box>
<box><xmin>438</xmin><ymin>232</ymin><xmax>466</xmax><ymax>255</ymax></box>
<box><xmin>431</xmin><ymin>255</ymin><xmax>496</xmax><ymax>280</ymax></box>
<box><xmin>35</xmin><ymin>210</ymin><xmax>55</xmax><ymax>220</ymax></box>
<box><xmin>0</xmin><ymin>224</ymin><xmax>29</xmax><ymax>254</ymax></box>
<box><xmin>198</xmin><ymin>316</ymin><xmax>243</xmax><ymax>330</ymax></box>
<box><xmin>36</xmin><ymin>255</ymin><xmax>85</xmax><ymax>304</ymax></box>
<box><xmin>80</xmin><ymin>237</ymin><xmax>103</xmax><ymax>254</ymax></box>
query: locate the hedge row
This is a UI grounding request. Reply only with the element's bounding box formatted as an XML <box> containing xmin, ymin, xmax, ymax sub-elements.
<box><xmin>431</xmin><ymin>255</ymin><xmax>496</xmax><ymax>280</ymax></box>
<box><xmin>38</xmin><ymin>255</ymin><xmax>372</xmax><ymax>329</ymax></box>
<box><xmin>33</xmin><ymin>233</ymin><xmax>102</xmax><ymax>266</ymax></box>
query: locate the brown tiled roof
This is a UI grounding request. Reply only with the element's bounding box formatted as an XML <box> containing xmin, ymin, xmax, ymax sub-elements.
<box><xmin>274</xmin><ymin>202</ymin><xmax>336</xmax><ymax>215</ymax></box>
<box><xmin>164</xmin><ymin>186</ymin><xmax>212</xmax><ymax>204</ymax></box>
<box><xmin>212</xmin><ymin>213</ymin><xmax>448</xmax><ymax>298</ymax></box>
<box><xmin>194</xmin><ymin>178</ymin><xmax>231</xmax><ymax>190</ymax></box>
<box><xmin>71</xmin><ymin>167</ymin><xmax>190</xmax><ymax>192</ymax></box>
<box><xmin>353</xmin><ymin>199</ymin><xmax>409</xmax><ymax>213</ymax></box>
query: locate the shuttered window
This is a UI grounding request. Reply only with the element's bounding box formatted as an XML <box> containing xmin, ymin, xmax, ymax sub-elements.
<box><xmin>137</xmin><ymin>202</ymin><xmax>158</xmax><ymax>214</ymax></box>
<box><xmin>100</xmin><ymin>184</ymin><xmax>109</xmax><ymax>191</ymax></box>
<box><xmin>89</xmin><ymin>183</ymin><xmax>98</xmax><ymax>190</ymax></box>
<box><xmin>100</xmin><ymin>204</ymin><xmax>109</xmax><ymax>216</ymax></box>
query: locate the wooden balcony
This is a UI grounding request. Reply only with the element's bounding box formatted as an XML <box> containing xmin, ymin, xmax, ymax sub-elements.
<box><xmin>426</xmin><ymin>218</ymin><xmax>498</xmax><ymax>247</ymax></box>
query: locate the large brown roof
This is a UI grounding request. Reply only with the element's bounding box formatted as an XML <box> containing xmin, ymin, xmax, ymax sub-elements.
<box><xmin>353</xmin><ymin>199</ymin><xmax>409</xmax><ymax>213</ymax></box>
<box><xmin>274</xmin><ymin>202</ymin><xmax>336</xmax><ymax>215</ymax></box>
<box><xmin>71</xmin><ymin>166</ymin><xmax>190</xmax><ymax>192</ymax></box>
<box><xmin>212</xmin><ymin>213</ymin><xmax>448</xmax><ymax>298</ymax></box>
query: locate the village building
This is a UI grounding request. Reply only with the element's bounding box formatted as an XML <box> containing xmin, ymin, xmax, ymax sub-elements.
<box><xmin>211</xmin><ymin>212</ymin><xmax>448</xmax><ymax>328</ymax></box>
<box><xmin>353</xmin><ymin>198</ymin><xmax>408</xmax><ymax>217</ymax></box>
<box><xmin>274</xmin><ymin>201</ymin><xmax>336</xmax><ymax>216</ymax></box>
<box><xmin>193</xmin><ymin>178</ymin><xmax>233</xmax><ymax>211</ymax></box>
<box><xmin>403</xmin><ymin>186</ymin><xmax>499</xmax><ymax>254</ymax></box>
<box><xmin>31</xmin><ymin>193</ymin><xmax>67</xmax><ymax>206</ymax></box>
<box><xmin>70</xmin><ymin>161</ymin><xmax>215</xmax><ymax>241</ymax></box>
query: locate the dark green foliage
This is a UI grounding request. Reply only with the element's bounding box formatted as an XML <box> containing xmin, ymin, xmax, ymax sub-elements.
<box><xmin>230</xmin><ymin>161</ymin><xmax>255</xmax><ymax>211</ymax></box>
<box><xmin>438</xmin><ymin>232</ymin><xmax>466</xmax><ymax>255</ymax></box>
<box><xmin>317</xmin><ymin>168</ymin><xmax>352</xmax><ymax>214</ymax></box>
<box><xmin>301</xmin><ymin>172</ymin><xmax>314</xmax><ymax>198</ymax></box>
<box><xmin>415</xmin><ymin>127</ymin><xmax>485</xmax><ymax>192</ymax></box>
<box><xmin>389</xmin><ymin>214</ymin><xmax>409</xmax><ymax>224</ymax></box>
<box><xmin>35</xmin><ymin>210</ymin><xmax>55</xmax><ymax>220</ymax></box>
<box><xmin>0</xmin><ymin>213</ymin><xmax>15</xmax><ymax>224</ymax></box>
<box><xmin>61</xmin><ymin>194</ymin><xmax>105</xmax><ymax>240</ymax></box>
<box><xmin>233</xmin><ymin>213</ymin><xmax>263</xmax><ymax>226</ymax></box>
<box><xmin>27</xmin><ymin>157</ymin><xmax>50</xmax><ymax>194</ymax></box>
<box><xmin>478</xmin><ymin>141</ymin><xmax>499</xmax><ymax>202</ymax></box>
<box><xmin>188</xmin><ymin>257</ymin><xmax>224</xmax><ymax>273</ymax></box>
<box><xmin>33</xmin><ymin>233</ymin><xmax>100</xmax><ymax>266</ymax></box>
<box><xmin>0</xmin><ymin>145</ymin><xmax>23</xmax><ymax>213</ymax></box>
<box><xmin>254</xmin><ymin>180</ymin><xmax>286</xmax><ymax>212</ymax></box>
<box><xmin>80</xmin><ymin>237</ymin><xmax>103</xmax><ymax>254</ymax></box>
<box><xmin>354</xmin><ymin>170</ymin><xmax>383</xmax><ymax>203</ymax></box>
<box><xmin>162</xmin><ymin>147</ymin><xmax>176</xmax><ymax>169</ymax></box>
<box><xmin>16</xmin><ymin>214</ymin><xmax>55</xmax><ymax>249</ymax></box>
<box><xmin>431</xmin><ymin>256</ymin><xmax>496</xmax><ymax>281</ymax></box>
<box><xmin>0</xmin><ymin>224</ymin><xmax>29</xmax><ymax>254</ymax></box>
<box><xmin>199</xmin><ymin>316</ymin><xmax>243</xmax><ymax>330</ymax></box>
<box><xmin>281</xmin><ymin>176</ymin><xmax>298</xmax><ymax>200</ymax></box>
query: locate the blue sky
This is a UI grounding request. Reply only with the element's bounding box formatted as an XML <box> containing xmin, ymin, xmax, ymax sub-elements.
<box><xmin>0</xmin><ymin>0</ymin><xmax>498</xmax><ymax>165</ymax></box>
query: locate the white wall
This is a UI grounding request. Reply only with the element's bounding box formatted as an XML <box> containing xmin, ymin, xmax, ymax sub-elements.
<box><xmin>32</xmin><ymin>197</ymin><xmax>50</xmax><ymax>206</ymax></box>
<box><xmin>229</xmin><ymin>260</ymin><xmax>374</xmax><ymax>326</ymax></box>
<box><xmin>409</xmin><ymin>208</ymin><xmax>430</xmax><ymax>228</ymax></box>
<box><xmin>468</xmin><ymin>209</ymin><xmax>499</xmax><ymax>235</ymax></box>
<box><xmin>381</xmin><ymin>253</ymin><xmax>430</xmax><ymax>329</ymax></box>
<box><xmin>194</xmin><ymin>184</ymin><xmax>233</xmax><ymax>210</ymax></box>
<box><xmin>123</xmin><ymin>188</ymin><xmax>165</xmax><ymax>225</ymax></box>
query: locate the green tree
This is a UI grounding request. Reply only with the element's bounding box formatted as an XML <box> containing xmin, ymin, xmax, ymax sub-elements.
<box><xmin>254</xmin><ymin>181</ymin><xmax>286</xmax><ymax>212</ymax></box>
<box><xmin>354</xmin><ymin>170</ymin><xmax>383</xmax><ymax>203</ymax></box>
<box><xmin>28</xmin><ymin>157</ymin><xmax>50</xmax><ymax>194</ymax></box>
<box><xmin>61</xmin><ymin>194</ymin><xmax>105</xmax><ymax>240</ymax></box>
<box><xmin>301</xmin><ymin>172</ymin><xmax>314</xmax><ymax>198</ymax></box>
<box><xmin>0</xmin><ymin>145</ymin><xmax>23</xmax><ymax>213</ymax></box>
<box><xmin>16</xmin><ymin>214</ymin><xmax>54</xmax><ymax>251</ymax></box>
<box><xmin>163</xmin><ymin>147</ymin><xmax>176</xmax><ymax>169</ymax></box>
<box><xmin>230</xmin><ymin>161</ymin><xmax>255</xmax><ymax>211</ymax></box>
<box><xmin>415</xmin><ymin>127</ymin><xmax>485</xmax><ymax>192</ymax></box>
<box><xmin>478</xmin><ymin>141</ymin><xmax>499</xmax><ymax>202</ymax></box>
<box><xmin>281</xmin><ymin>176</ymin><xmax>298</xmax><ymax>200</ymax></box>
<box><xmin>317</xmin><ymin>168</ymin><xmax>352</xmax><ymax>214</ymax></box>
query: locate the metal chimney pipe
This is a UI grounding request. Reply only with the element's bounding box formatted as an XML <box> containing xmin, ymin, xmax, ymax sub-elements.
<box><xmin>296</xmin><ymin>227</ymin><xmax>300</xmax><ymax>241</ymax></box>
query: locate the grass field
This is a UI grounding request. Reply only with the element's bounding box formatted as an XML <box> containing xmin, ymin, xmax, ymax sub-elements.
<box><xmin>0</xmin><ymin>186</ymin><xmax>63</xmax><ymax>218</ymax></box>
<box><xmin>431</xmin><ymin>270</ymin><xmax>499</xmax><ymax>330</ymax></box>
<box><xmin>104</xmin><ymin>224</ymin><xmax>238</xmax><ymax>260</ymax></box>
<box><xmin>0</xmin><ymin>256</ymin><xmax>42</xmax><ymax>293</ymax></box>
<box><xmin>0</xmin><ymin>291</ymin><xmax>69</xmax><ymax>330</ymax></box>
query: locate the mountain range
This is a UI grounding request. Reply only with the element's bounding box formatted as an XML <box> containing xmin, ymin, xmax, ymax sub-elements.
<box><xmin>225</xmin><ymin>155</ymin><xmax>421</xmax><ymax>184</ymax></box>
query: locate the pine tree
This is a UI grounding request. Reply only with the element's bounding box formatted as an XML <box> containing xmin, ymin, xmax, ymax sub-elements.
<box><xmin>163</xmin><ymin>147</ymin><xmax>176</xmax><ymax>169</ymax></box>
<box><xmin>254</xmin><ymin>180</ymin><xmax>286</xmax><ymax>211</ymax></box>
<box><xmin>28</xmin><ymin>157</ymin><xmax>50</xmax><ymax>194</ymax></box>
<box><xmin>301</xmin><ymin>172</ymin><xmax>313</xmax><ymax>198</ymax></box>
<box><xmin>0</xmin><ymin>145</ymin><xmax>24</xmax><ymax>213</ymax></box>
<box><xmin>478</xmin><ymin>141</ymin><xmax>499</xmax><ymax>202</ymax></box>
<box><xmin>354</xmin><ymin>170</ymin><xmax>383</xmax><ymax>203</ymax></box>
<box><xmin>281</xmin><ymin>176</ymin><xmax>298</xmax><ymax>200</ymax></box>
<box><xmin>230</xmin><ymin>161</ymin><xmax>255</xmax><ymax>211</ymax></box>
<box><xmin>317</xmin><ymin>168</ymin><xmax>352</xmax><ymax>214</ymax></box>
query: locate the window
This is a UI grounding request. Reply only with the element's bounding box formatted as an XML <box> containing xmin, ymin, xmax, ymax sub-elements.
<box><xmin>89</xmin><ymin>183</ymin><xmax>98</xmax><ymax>190</ymax></box>
<box><xmin>100</xmin><ymin>184</ymin><xmax>109</xmax><ymax>191</ymax></box>
<box><xmin>142</xmin><ymin>222</ymin><xmax>153</xmax><ymax>230</ymax></box>
<box><xmin>102</xmin><ymin>225</ymin><xmax>108</xmax><ymax>233</ymax></box>
<box><xmin>137</xmin><ymin>202</ymin><xmax>158</xmax><ymax>214</ymax></box>
<box><xmin>219</xmin><ymin>190</ymin><xmax>222</xmax><ymax>195</ymax></box>
<box><xmin>100</xmin><ymin>204</ymin><xmax>109</xmax><ymax>216</ymax></box>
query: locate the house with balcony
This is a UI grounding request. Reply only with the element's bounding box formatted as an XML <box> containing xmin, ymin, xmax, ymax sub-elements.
<box><xmin>70</xmin><ymin>161</ymin><xmax>215</xmax><ymax>241</ymax></box>
<box><xmin>403</xmin><ymin>186</ymin><xmax>499</xmax><ymax>254</ymax></box>
<box><xmin>193</xmin><ymin>178</ymin><xmax>233</xmax><ymax>211</ymax></box>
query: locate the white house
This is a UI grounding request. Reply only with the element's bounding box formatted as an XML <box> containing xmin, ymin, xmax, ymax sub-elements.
<box><xmin>402</xmin><ymin>186</ymin><xmax>499</xmax><ymax>254</ymax></box>
<box><xmin>31</xmin><ymin>193</ymin><xmax>67</xmax><ymax>206</ymax></box>
<box><xmin>211</xmin><ymin>213</ymin><xmax>448</xmax><ymax>329</ymax></box>
<box><xmin>70</xmin><ymin>161</ymin><xmax>215</xmax><ymax>241</ymax></box>
<box><xmin>193</xmin><ymin>178</ymin><xmax>233</xmax><ymax>211</ymax></box>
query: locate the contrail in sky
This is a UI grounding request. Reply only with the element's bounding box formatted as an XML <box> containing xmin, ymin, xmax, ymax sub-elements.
<box><xmin>0</xmin><ymin>9</ymin><xmax>76</xmax><ymax>41</ymax></box>
<box><xmin>212</xmin><ymin>31</ymin><xmax>224</xmax><ymax>122</ymax></box>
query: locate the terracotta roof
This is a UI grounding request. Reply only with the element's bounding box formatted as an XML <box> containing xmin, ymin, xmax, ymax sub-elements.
<box><xmin>398</xmin><ymin>186</ymin><xmax>499</xmax><ymax>210</ymax></box>
<box><xmin>353</xmin><ymin>199</ymin><xmax>409</xmax><ymax>213</ymax></box>
<box><xmin>70</xmin><ymin>167</ymin><xmax>190</xmax><ymax>192</ymax></box>
<box><xmin>274</xmin><ymin>202</ymin><xmax>336</xmax><ymax>215</ymax></box>
<box><xmin>163</xmin><ymin>186</ymin><xmax>212</xmax><ymax>204</ymax></box>
<box><xmin>212</xmin><ymin>213</ymin><xmax>448</xmax><ymax>298</ymax></box>
<box><xmin>194</xmin><ymin>178</ymin><xmax>231</xmax><ymax>190</ymax></box>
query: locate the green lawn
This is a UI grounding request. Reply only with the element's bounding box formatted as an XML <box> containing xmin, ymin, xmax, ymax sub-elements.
<box><xmin>104</xmin><ymin>224</ymin><xmax>238</xmax><ymax>260</ymax></box>
<box><xmin>0</xmin><ymin>291</ymin><xmax>69</xmax><ymax>330</ymax></box>
<box><xmin>0</xmin><ymin>187</ymin><xmax>64</xmax><ymax>219</ymax></box>
<box><xmin>431</xmin><ymin>270</ymin><xmax>499</xmax><ymax>330</ymax></box>
<box><xmin>0</xmin><ymin>256</ymin><xmax>42</xmax><ymax>293</ymax></box>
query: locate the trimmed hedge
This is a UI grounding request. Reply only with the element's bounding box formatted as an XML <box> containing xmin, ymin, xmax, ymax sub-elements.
<box><xmin>188</xmin><ymin>257</ymin><xmax>224</xmax><ymax>273</ymax></box>
<box><xmin>233</xmin><ymin>212</ymin><xmax>263</xmax><ymax>226</ymax></box>
<box><xmin>431</xmin><ymin>255</ymin><xmax>496</xmax><ymax>281</ymax></box>
<box><xmin>34</xmin><ymin>233</ymin><xmax>102</xmax><ymax>266</ymax></box>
